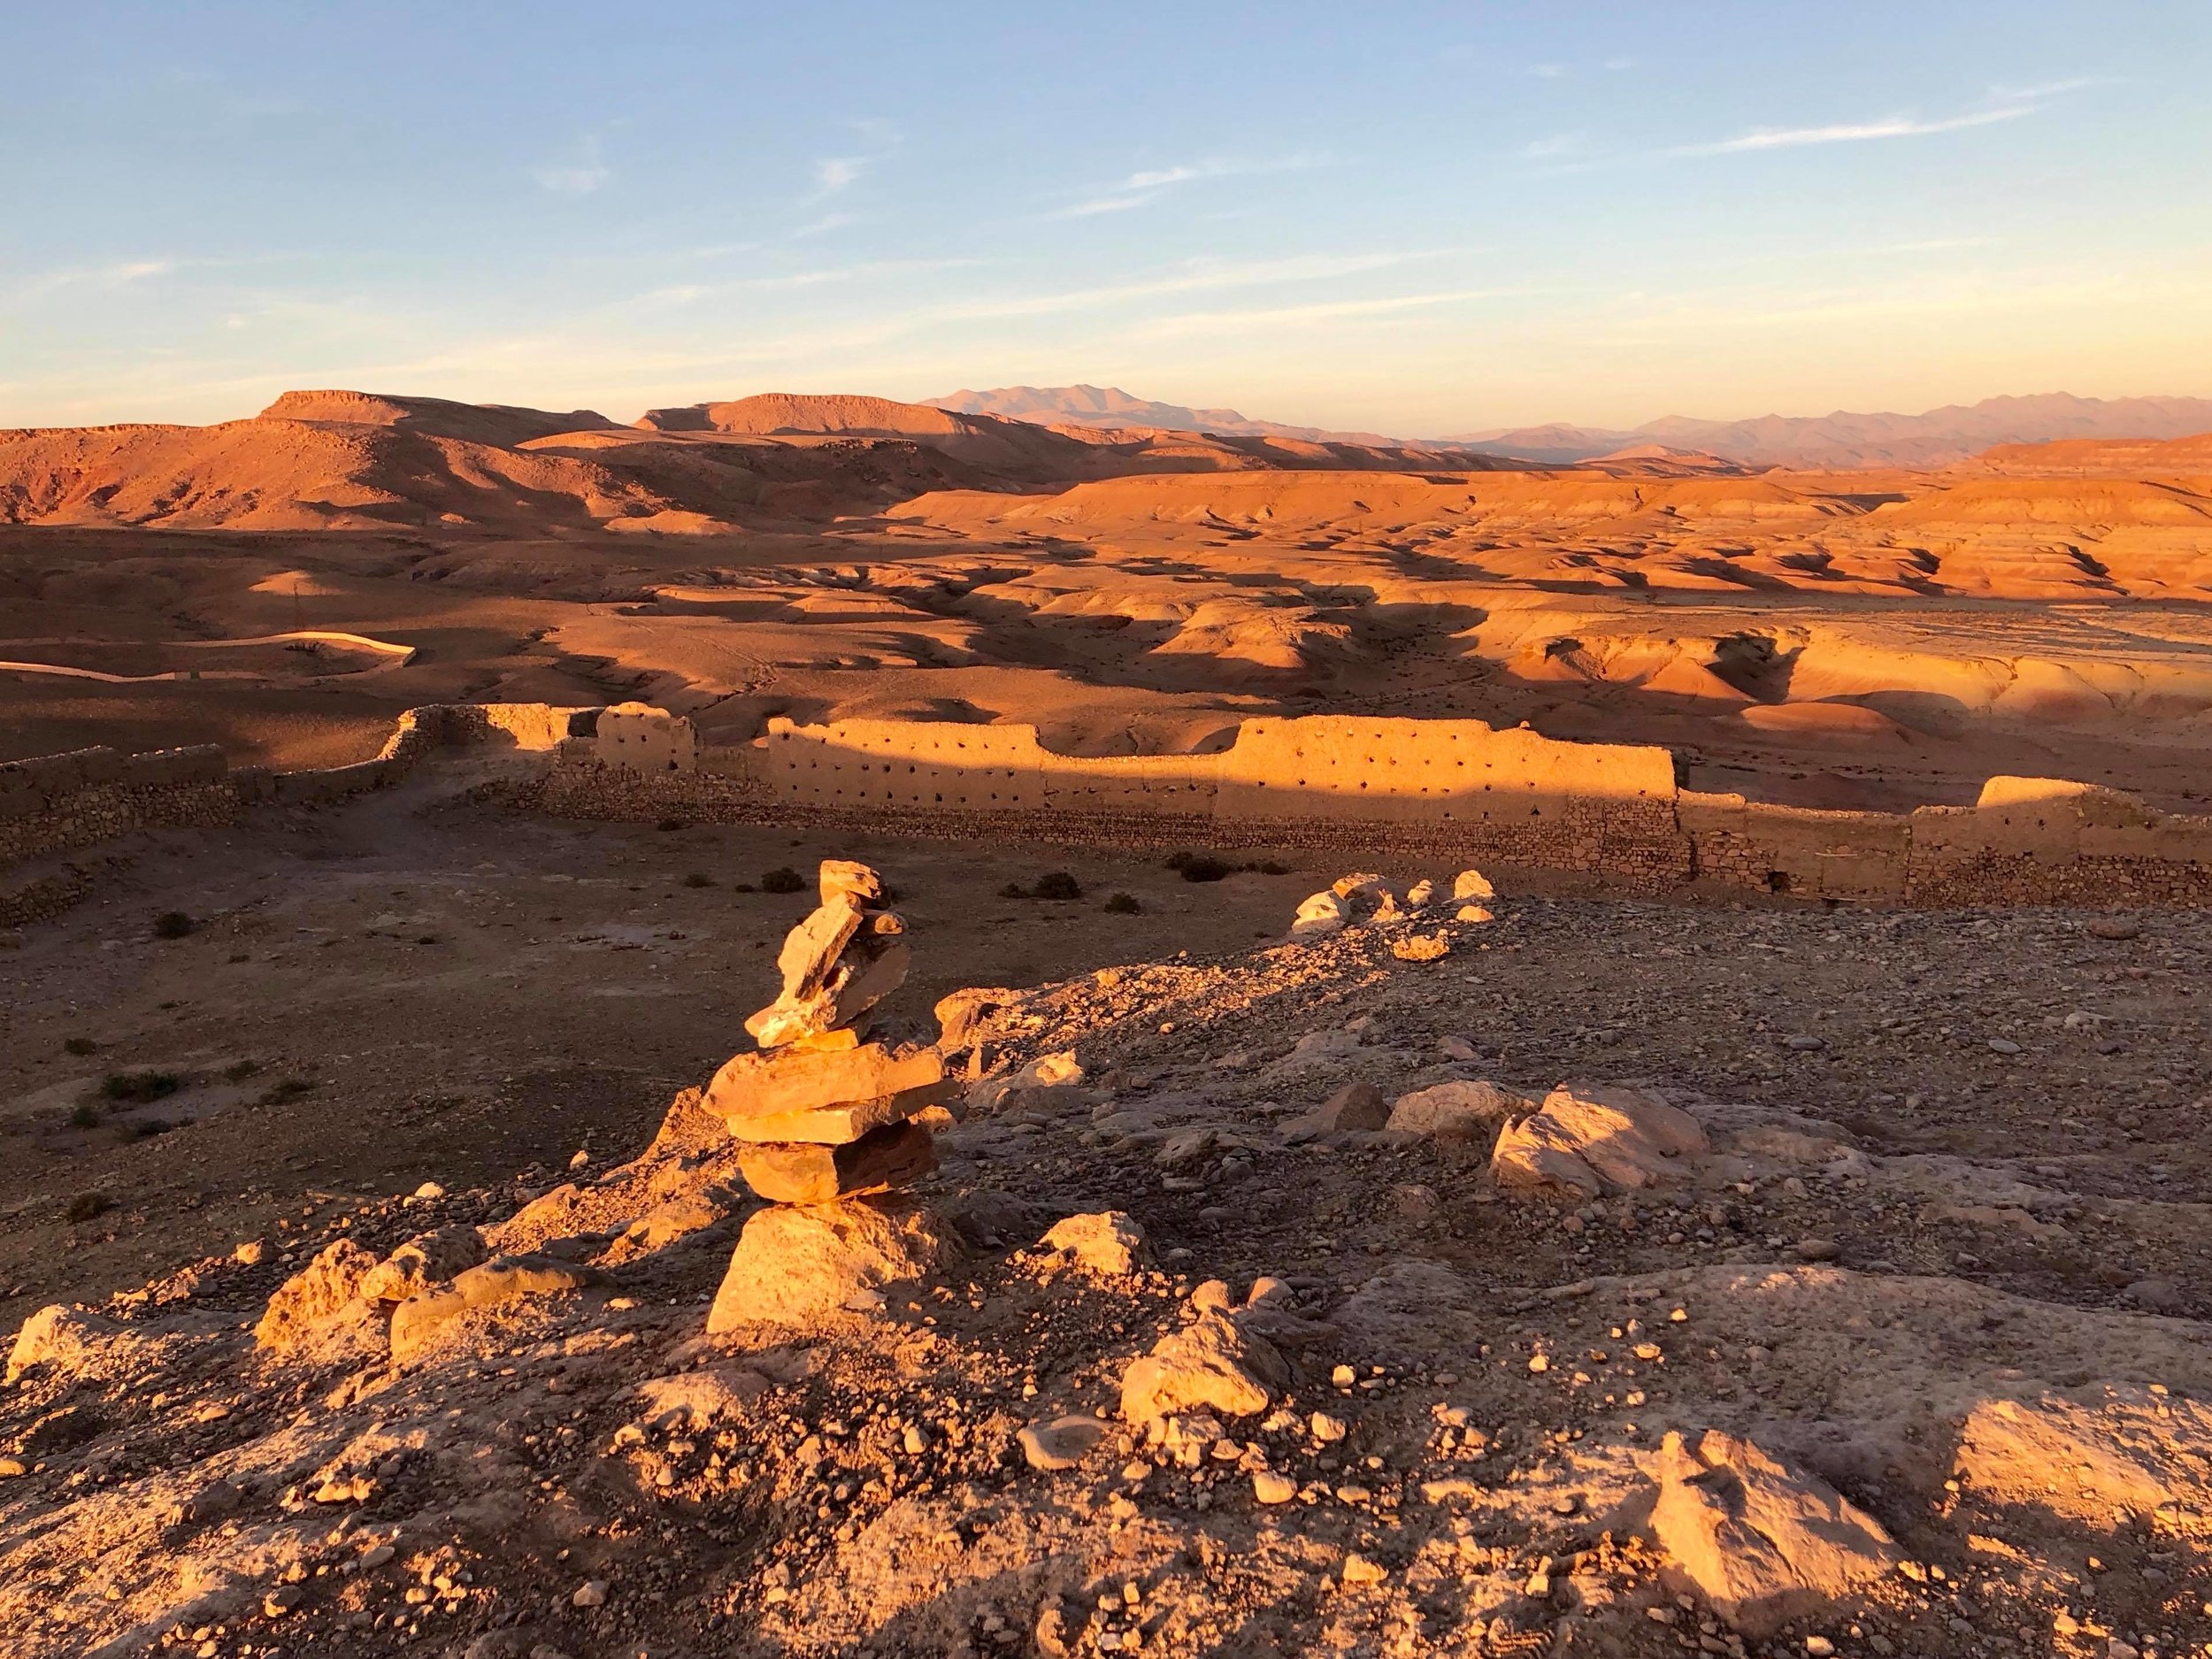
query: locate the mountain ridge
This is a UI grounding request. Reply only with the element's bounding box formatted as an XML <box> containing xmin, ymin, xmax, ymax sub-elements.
<box><xmin>939</xmin><ymin>384</ymin><xmax>2212</xmax><ymax>470</ymax></box>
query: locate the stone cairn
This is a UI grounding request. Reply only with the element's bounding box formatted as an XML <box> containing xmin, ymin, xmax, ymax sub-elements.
<box><xmin>703</xmin><ymin>859</ymin><xmax>958</xmax><ymax>1328</ymax></box>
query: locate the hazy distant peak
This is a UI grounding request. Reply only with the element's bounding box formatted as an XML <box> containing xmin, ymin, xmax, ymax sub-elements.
<box><xmin>1457</xmin><ymin>392</ymin><xmax>2212</xmax><ymax>469</ymax></box>
<box><xmin>932</xmin><ymin>384</ymin><xmax>1402</xmax><ymax>447</ymax></box>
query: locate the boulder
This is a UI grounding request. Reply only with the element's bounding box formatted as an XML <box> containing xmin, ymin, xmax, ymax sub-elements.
<box><xmin>1404</xmin><ymin>878</ymin><xmax>1436</xmax><ymax>909</ymax></box>
<box><xmin>1493</xmin><ymin>1082</ymin><xmax>1709</xmax><ymax>1201</ymax></box>
<box><xmin>388</xmin><ymin>1254</ymin><xmax>603</xmax><ymax>1363</ymax></box>
<box><xmin>254</xmin><ymin>1239</ymin><xmax>379</xmax><ymax>1353</ymax></box>
<box><xmin>358</xmin><ymin>1226</ymin><xmax>488</xmax><ymax>1305</ymax></box>
<box><xmin>817</xmin><ymin>858</ymin><xmax>884</xmax><ymax>906</ymax></box>
<box><xmin>1038</xmin><ymin>1210</ymin><xmax>1148</xmax><ymax>1275</ymax></box>
<box><xmin>1310</xmin><ymin>1080</ymin><xmax>1389</xmax><ymax>1133</ymax></box>
<box><xmin>706</xmin><ymin>1196</ymin><xmax>964</xmax><ymax>1330</ymax></box>
<box><xmin>1290</xmin><ymin>890</ymin><xmax>1350</xmax><ymax>938</ymax></box>
<box><xmin>1652</xmin><ymin>1430</ymin><xmax>1899</xmax><ymax>1637</ymax></box>
<box><xmin>1119</xmin><ymin>1313</ymin><xmax>1288</xmax><ymax>1431</ymax></box>
<box><xmin>737</xmin><ymin>1119</ymin><xmax>938</xmax><ymax>1204</ymax></box>
<box><xmin>934</xmin><ymin>986</ymin><xmax>1022</xmax><ymax>1049</ymax></box>
<box><xmin>1386</xmin><ymin>1079</ymin><xmax>1528</xmax><ymax>1141</ymax></box>
<box><xmin>1452</xmin><ymin>869</ymin><xmax>1495</xmax><ymax>901</ymax></box>
<box><xmin>6</xmin><ymin>1305</ymin><xmax>125</xmax><ymax>1386</ymax></box>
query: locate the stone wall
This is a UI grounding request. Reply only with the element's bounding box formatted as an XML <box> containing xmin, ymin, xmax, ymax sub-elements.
<box><xmin>9</xmin><ymin>701</ymin><xmax>2212</xmax><ymax>921</ymax></box>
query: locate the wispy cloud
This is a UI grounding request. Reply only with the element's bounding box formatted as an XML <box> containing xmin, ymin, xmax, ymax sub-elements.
<box><xmin>814</xmin><ymin>156</ymin><xmax>868</xmax><ymax>194</ymax></box>
<box><xmin>1668</xmin><ymin>78</ymin><xmax>2109</xmax><ymax>159</ymax></box>
<box><xmin>1048</xmin><ymin>155</ymin><xmax>1325</xmax><ymax>219</ymax></box>
<box><xmin>534</xmin><ymin>135</ymin><xmax>611</xmax><ymax>196</ymax></box>
<box><xmin>1671</xmin><ymin>103</ymin><xmax>2037</xmax><ymax>157</ymax></box>
<box><xmin>4</xmin><ymin>257</ymin><xmax>183</xmax><ymax>306</ymax></box>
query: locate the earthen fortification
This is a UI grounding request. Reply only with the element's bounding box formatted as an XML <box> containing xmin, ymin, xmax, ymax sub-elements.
<box><xmin>7</xmin><ymin>702</ymin><xmax>2212</xmax><ymax>926</ymax></box>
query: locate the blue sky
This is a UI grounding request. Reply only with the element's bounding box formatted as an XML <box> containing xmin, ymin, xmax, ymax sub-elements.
<box><xmin>3</xmin><ymin>2</ymin><xmax>2207</xmax><ymax>434</ymax></box>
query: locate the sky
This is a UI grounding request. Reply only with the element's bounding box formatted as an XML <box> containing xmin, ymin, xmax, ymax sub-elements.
<box><xmin>3</xmin><ymin>2</ymin><xmax>2208</xmax><ymax>435</ymax></box>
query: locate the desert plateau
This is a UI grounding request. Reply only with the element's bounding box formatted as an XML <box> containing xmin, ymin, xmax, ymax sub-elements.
<box><xmin>12</xmin><ymin>7</ymin><xmax>2212</xmax><ymax>1657</ymax></box>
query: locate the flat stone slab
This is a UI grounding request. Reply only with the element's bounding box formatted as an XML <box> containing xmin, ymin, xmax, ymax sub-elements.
<box><xmin>738</xmin><ymin>1119</ymin><xmax>938</xmax><ymax>1203</ymax></box>
<box><xmin>705</xmin><ymin>1042</ymin><xmax>947</xmax><ymax>1125</ymax></box>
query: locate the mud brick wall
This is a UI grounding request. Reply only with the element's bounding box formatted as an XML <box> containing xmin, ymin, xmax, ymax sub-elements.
<box><xmin>11</xmin><ymin>702</ymin><xmax>2212</xmax><ymax>919</ymax></box>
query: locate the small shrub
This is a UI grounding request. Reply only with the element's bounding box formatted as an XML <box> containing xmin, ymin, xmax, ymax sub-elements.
<box><xmin>1033</xmin><ymin>872</ymin><xmax>1083</xmax><ymax>901</ymax></box>
<box><xmin>761</xmin><ymin>867</ymin><xmax>805</xmax><ymax>895</ymax></box>
<box><xmin>999</xmin><ymin>881</ymin><xmax>1031</xmax><ymax>900</ymax></box>
<box><xmin>1104</xmin><ymin>892</ymin><xmax>1142</xmax><ymax>914</ymax></box>
<box><xmin>681</xmin><ymin>872</ymin><xmax>717</xmax><ymax>888</ymax></box>
<box><xmin>68</xmin><ymin>1103</ymin><xmax>99</xmax><ymax>1130</ymax></box>
<box><xmin>222</xmin><ymin>1059</ymin><xmax>261</xmax><ymax>1083</ymax></box>
<box><xmin>152</xmin><ymin>910</ymin><xmax>195</xmax><ymax>940</ymax></box>
<box><xmin>102</xmin><ymin>1071</ymin><xmax>181</xmax><ymax>1104</ymax></box>
<box><xmin>654</xmin><ymin>817</ymin><xmax>686</xmax><ymax>832</ymax></box>
<box><xmin>62</xmin><ymin>1036</ymin><xmax>96</xmax><ymax>1056</ymax></box>
<box><xmin>257</xmin><ymin>1077</ymin><xmax>318</xmax><ymax>1106</ymax></box>
<box><xmin>1255</xmin><ymin>860</ymin><xmax>1291</xmax><ymax>876</ymax></box>
<box><xmin>65</xmin><ymin>1193</ymin><xmax>111</xmax><ymax>1224</ymax></box>
<box><xmin>1176</xmin><ymin>855</ymin><xmax>1234</xmax><ymax>884</ymax></box>
<box><xmin>125</xmin><ymin>1118</ymin><xmax>177</xmax><ymax>1141</ymax></box>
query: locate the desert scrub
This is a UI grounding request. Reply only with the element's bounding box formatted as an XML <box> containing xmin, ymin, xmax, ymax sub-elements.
<box><xmin>152</xmin><ymin>910</ymin><xmax>196</xmax><ymax>939</ymax></box>
<box><xmin>1002</xmin><ymin>872</ymin><xmax>1084</xmax><ymax>901</ymax></box>
<box><xmin>102</xmin><ymin>1071</ymin><xmax>181</xmax><ymax>1104</ymax></box>
<box><xmin>761</xmin><ymin>867</ymin><xmax>805</xmax><ymax>894</ymax></box>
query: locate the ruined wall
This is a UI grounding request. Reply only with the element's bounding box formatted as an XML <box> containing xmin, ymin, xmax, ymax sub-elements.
<box><xmin>593</xmin><ymin>703</ymin><xmax>698</xmax><ymax>773</ymax></box>
<box><xmin>0</xmin><ymin>745</ymin><xmax>238</xmax><ymax>867</ymax></box>
<box><xmin>0</xmin><ymin>701</ymin><xmax>640</xmax><ymax>928</ymax></box>
<box><xmin>10</xmin><ymin>702</ymin><xmax>2212</xmax><ymax>922</ymax></box>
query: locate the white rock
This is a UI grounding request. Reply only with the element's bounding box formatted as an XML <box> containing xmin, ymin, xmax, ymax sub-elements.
<box><xmin>1290</xmin><ymin>891</ymin><xmax>1350</xmax><ymax>938</ymax></box>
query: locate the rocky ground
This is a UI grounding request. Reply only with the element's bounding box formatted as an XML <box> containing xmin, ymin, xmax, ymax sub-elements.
<box><xmin>6</xmin><ymin>772</ymin><xmax>2212</xmax><ymax>1658</ymax></box>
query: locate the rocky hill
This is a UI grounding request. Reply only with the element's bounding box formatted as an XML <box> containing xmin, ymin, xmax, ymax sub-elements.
<box><xmin>8</xmin><ymin>848</ymin><xmax>2212</xmax><ymax>1659</ymax></box>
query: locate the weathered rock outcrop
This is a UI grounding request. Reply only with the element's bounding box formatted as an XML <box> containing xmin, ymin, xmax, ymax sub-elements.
<box><xmin>1492</xmin><ymin>1081</ymin><xmax>1709</xmax><ymax>1200</ymax></box>
<box><xmin>1651</xmin><ymin>1430</ymin><xmax>1900</xmax><ymax>1636</ymax></box>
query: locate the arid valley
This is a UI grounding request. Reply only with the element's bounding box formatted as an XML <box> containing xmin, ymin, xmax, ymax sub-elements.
<box><xmin>5</xmin><ymin>373</ymin><xmax>2212</xmax><ymax>1659</ymax></box>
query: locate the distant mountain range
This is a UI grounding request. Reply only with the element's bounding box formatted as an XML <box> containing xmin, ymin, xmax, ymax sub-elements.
<box><xmin>931</xmin><ymin>384</ymin><xmax>1402</xmax><ymax>447</ymax></box>
<box><xmin>938</xmin><ymin>386</ymin><xmax>2212</xmax><ymax>471</ymax></box>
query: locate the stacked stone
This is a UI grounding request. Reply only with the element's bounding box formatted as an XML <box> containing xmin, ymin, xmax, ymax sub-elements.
<box><xmin>706</xmin><ymin>858</ymin><xmax>949</xmax><ymax>1209</ymax></box>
